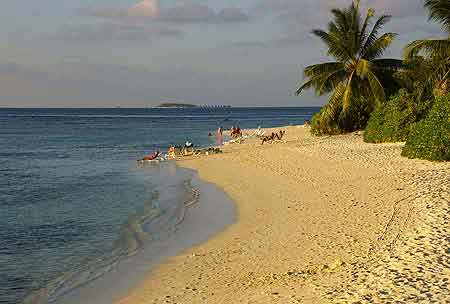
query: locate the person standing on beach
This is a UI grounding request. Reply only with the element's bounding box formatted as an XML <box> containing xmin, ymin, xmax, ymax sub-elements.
<box><xmin>217</xmin><ymin>127</ymin><xmax>223</xmax><ymax>145</ymax></box>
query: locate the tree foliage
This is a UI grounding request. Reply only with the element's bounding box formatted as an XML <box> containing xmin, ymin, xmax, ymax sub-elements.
<box><xmin>403</xmin><ymin>0</ymin><xmax>450</xmax><ymax>97</ymax></box>
<box><xmin>296</xmin><ymin>0</ymin><xmax>402</xmax><ymax>135</ymax></box>
<box><xmin>401</xmin><ymin>94</ymin><xmax>450</xmax><ymax>161</ymax></box>
<box><xmin>363</xmin><ymin>90</ymin><xmax>433</xmax><ymax>143</ymax></box>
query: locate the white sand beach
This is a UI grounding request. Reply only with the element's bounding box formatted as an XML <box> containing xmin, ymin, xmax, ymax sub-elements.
<box><xmin>118</xmin><ymin>125</ymin><xmax>450</xmax><ymax>303</ymax></box>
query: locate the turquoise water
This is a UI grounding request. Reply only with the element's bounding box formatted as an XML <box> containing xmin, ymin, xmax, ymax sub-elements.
<box><xmin>0</xmin><ymin>107</ymin><xmax>317</xmax><ymax>303</ymax></box>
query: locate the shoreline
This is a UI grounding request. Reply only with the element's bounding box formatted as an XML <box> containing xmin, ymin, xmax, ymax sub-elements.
<box><xmin>117</xmin><ymin>125</ymin><xmax>450</xmax><ymax>303</ymax></box>
<box><xmin>26</xmin><ymin>165</ymin><xmax>235</xmax><ymax>304</ymax></box>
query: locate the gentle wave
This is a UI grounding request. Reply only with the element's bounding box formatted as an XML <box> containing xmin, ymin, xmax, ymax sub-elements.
<box><xmin>22</xmin><ymin>177</ymin><xmax>200</xmax><ymax>304</ymax></box>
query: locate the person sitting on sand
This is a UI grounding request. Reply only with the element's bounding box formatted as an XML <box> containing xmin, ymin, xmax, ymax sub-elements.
<box><xmin>183</xmin><ymin>141</ymin><xmax>194</xmax><ymax>156</ymax></box>
<box><xmin>141</xmin><ymin>151</ymin><xmax>160</xmax><ymax>161</ymax></box>
<box><xmin>275</xmin><ymin>130</ymin><xmax>286</xmax><ymax>140</ymax></box>
<box><xmin>261</xmin><ymin>131</ymin><xmax>285</xmax><ymax>145</ymax></box>
<box><xmin>230</xmin><ymin>126</ymin><xmax>236</xmax><ymax>138</ymax></box>
<box><xmin>261</xmin><ymin>133</ymin><xmax>274</xmax><ymax>145</ymax></box>
<box><xmin>235</xmin><ymin>127</ymin><xmax>242</xmax><ymax>138</ymax></box>
<box><xmin>167</xmin><ymin>146</ymin><xmax>176</xmax><ymax>158</ymax></box>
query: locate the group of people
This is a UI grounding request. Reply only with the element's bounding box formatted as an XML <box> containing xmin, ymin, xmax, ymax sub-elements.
<box><xmin>213</xmin><ymin>126</ymin><xmax>242</xmax><ymax>145</ymax></box>
<box><xmin>167</xmin><ymin>141</ymin><xmax>194</xmax><ymax>158</ymax></box>
<box><xmin>139</xmin><ymin>141</ymin><xmax>194</xmax><ymax>162</ymax></box>
<box><xmin>214</xmin><ymin>126</ymin><xmax>242</xmax><ymax>138</ymax></box>
<box><xmin>139</xmin><ymin>127</ymin><xmax>286</xmax><ymax>162</ymax></box>
<box><xmin>261</xmin><ymin>130</ymin><xmax>285</xmax><ymax>145</ymax></box>
<box><xmin>229</xmin><ymin>126</ymin><xmax>242</xmax><ymax>138</ymax></box>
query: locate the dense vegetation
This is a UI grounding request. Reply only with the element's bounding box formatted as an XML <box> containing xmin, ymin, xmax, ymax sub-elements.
<box><xmin>363</xmin><ymin>90</ymin><xmax>417</xmax><ymax>143</ymax></box>
<box><xmin>297</xmin><ymin>0</ymin><xmax>450</xmax><ymax>161</ymax></box>
<box><xmin>402</xmin><ymin>94</ymin><xmax>450</xmax><ymax>161</ymax></box>
<box><xmin>296</xmin><ymin>0</ymin><xmax>402</xmax><ymax>135</ymax></box>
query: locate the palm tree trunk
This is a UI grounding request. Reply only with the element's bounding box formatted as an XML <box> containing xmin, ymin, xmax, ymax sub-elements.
<box><xmin>434</xmin><ymin>78</ymin><xmax>450</xmax><ymax>97</ymax></box>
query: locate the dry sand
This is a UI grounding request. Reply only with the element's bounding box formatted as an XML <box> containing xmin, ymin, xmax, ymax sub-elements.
<box><xmin>118</xmin><ymin>125</ymin><xmax>450</xmax><ymax>303</ymax></box>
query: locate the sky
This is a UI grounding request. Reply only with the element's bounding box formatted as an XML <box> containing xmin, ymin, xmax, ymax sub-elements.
<box><xmin>0</xmin><ymin>0</ymin><xmax>444</xmax><ymax>107</ymax></box>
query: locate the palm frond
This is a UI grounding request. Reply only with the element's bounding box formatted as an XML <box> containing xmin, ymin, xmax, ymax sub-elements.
<box><xmin>295</xmin><ymin>77</ymin><xmax>321</xmax><ymax>95</ymax></box>
<box><xmin>396</xmin><ymin>56</ymin><xmax>444</xmax><ymax>101</ymax></box>
<box><xmin>363</xmin><ymin>33</ymin><xmax>397</xmax><ymax>60</ymax></box>
<box><xmin>303</xmin><ymin>62</ymin><xmax>344</xmax><ymax>77</ymax></box>
<box><xmin>321</xmin><ymin>82</ymin><xmax>345</xmax><ymax>122</ymax></box>
<box><xmin>342</xmin><ymin>71</ymin><xmax>355</xmax><ymax>111</ymax></box>
<box><xmin>425</xmin><ymin>0</ymin><xmax>450</xmax><ymax>33</ymax></box>
<box><xmin>311</xmin><ymin>29</ymin><xmax>352</xmax><ymax>61</ymax></box>
<box><xmin>361</xmin><ymin>15</ymin><xmax>392</xmax><ymax>55</ymax></box>
<box><xmin>317</xmin><ymin>69</ymin><xmax>347</xmax><ymax>94</ymax></box>
<box><xmin>359</xmin><ymin>8</ymin><xmax>375</xmax><ymax>48</ymax></box>
<box><xmin>297</xmin><ymin>62</ymin><xmax>346</xmax><ymax>95</ymax></box>
<box><xmin>404</xmin><ymin>38</ymin><xmax>450</xmax><ymax>59</ymax></box>
<box><xmin>296</xmin><ymin>1</ymin><xmax>396</xmax><ymax>132</ymax></box>
<box><xmin>356</xmin><ymin>59</ymin><xmax>371</xmax><ymax>79</ymax></box>
<box><xmin>372</xmin><ymin>59</ymin><xmax>404</xmax><ymax>70</ymax></box>
<box><xmin>331</xmin><ymin>9</ymin><xmax>349</xmax><ymax>30</ymax></box>
<box><xmin>367</xmin><ymin>71</ymin><xmax>386</xmax><ymax>106</ymax></box>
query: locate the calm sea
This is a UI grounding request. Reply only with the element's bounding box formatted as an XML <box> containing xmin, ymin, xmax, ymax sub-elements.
<box><xmin>0</xmin><ymin>107</ymin><xmax>317</xmax><ymax>304</ymax></box>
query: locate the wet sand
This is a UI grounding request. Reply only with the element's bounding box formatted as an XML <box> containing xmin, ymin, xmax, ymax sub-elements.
<box><xmin>118</xmin><ymin>125</ymin><xmax>450</xmax><ymax>303</ymax></box>
<box><xmin>44</xmin><ymin>166</ymin><xmax>235</xmax><ymax>304</ymax></box>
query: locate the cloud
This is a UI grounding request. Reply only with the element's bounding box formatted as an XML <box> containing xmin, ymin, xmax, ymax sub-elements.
<box><xmin>227</xmin><ymin>41</ymin><xmax>268</xmax><ymax>49</ymax></box>
<box><xmin>92</xmin><ymin>1</ymin><xmax>249</xmax><ymax>24</ymax></box>
<box><xmin>0</xmin><ymin>63</ymin><xmax>20</xmax><ymax>74</ymax></box>
<box><xmin>0</xmin><ymin>63</ymin><xmax>54</xmax><ymax>105</ymax></box>
<box><xmin>0</xmin><ymin>63</ymin><xmax>49</xmax><ymax>79</ymax></box>
<box><xmin>53</xmin><ymin>23</ymin><xmax>183</xmax><ymax>42</ymax></box>
<box><xmin>254</xmin><ymin>0</ymin><xmax>425</xmax><ymax>29</ymax></box>
<box><xmin>160</xmin><ymin>4</ymin><xmax>249</xmax><ymax>24</ymax></box>
<box><xmin>93</xmin><ymin>0</ymin><xmax>160</xmax><ymax>19</ymax></box>
<box><xmin>129</xmin><ymin>0</ymin><xmax>159</xmax><ymax>17</ymax></box>
<box><xmin>252</xmin><ymin>0</ymin><xmax>431</xmax><ymax>47</ymax></box>
<box><xmin>366</xmin><ymin>0</ymin><xmax>423</xmax><ymax>18</ymax></box>
<box><xmin>389</xmin><ymin>17</ymin><xmax>444</xmax><ymax>38</ymax></box>
<box><xmin>217</xmin><ymin>8</ymin><xmax>250</xmax><ymax>23</ymax></box>
<box><xmin>255</xmin><ymin>0</ymin><xmax>423</xmax><ymax>16</ymax></box>
<box><xmin>0</xmin><ymin>60</ymin><xmax>309</xmax><ymax>107</ymax></box>
<box><xmin>159</xmin><ymin>4</ymin><xmax>215</xmax><ymax>23</ymax></box>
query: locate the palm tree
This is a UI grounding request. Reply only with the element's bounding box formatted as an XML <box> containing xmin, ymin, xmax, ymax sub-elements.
<box><xmin>404</xmin><ymin>0</ymin><xmax>450</xmax><ymax>97</ymax></box>
<box><xmin>296</xmin><ymin>0</ymin><xmax>402</xmax><ymax>133</ymax></box>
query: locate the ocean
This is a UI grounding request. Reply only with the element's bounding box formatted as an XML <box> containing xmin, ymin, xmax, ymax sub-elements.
<box><xmin>0</xmin><ymin>107</ymin><xmax>317</xmax><ymax>304</ymax></box>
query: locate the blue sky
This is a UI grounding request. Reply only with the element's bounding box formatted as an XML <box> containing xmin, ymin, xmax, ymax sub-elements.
<box><xmin>0</xmin><ymin>0</ymin><xmax>443</xmax><ymax>107</ymax></box>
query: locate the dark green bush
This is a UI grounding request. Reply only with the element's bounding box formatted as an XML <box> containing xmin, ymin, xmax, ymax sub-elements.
<box><xmin>364</xmin><ymin>90</ymin><xmax>417</xmax><ymax>143</ymax></box>
<box><xmin>310</xmin><ymin>111</ymin><xmax>341</xmax><ymax>136</ymax></box>
<box><xmin>401</xmin><ymin>94</ymin><xmax>450</xmax><ymax>161</ymax></box>
<box><xmin>311</xmin><ymin>96</ymin><xmax>373</xmax><ymax>136</ymax></box>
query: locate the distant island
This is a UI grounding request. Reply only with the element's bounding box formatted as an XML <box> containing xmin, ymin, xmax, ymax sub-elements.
<box><xmin>156</xmin><ymin>103</ymin><xmax>198</xmax><ymax>108</ymax></box>
<box><xmin>155</xmin><ymin>103</ymin><xmax>232</xmax><ymax>109</ymax></box>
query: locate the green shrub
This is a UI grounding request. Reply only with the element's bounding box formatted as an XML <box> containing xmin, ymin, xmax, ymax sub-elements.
<box><xmin>364</xmin><ymin>90</ymin><xmax>417</xmax><ymax>143</ymax></box>
<box><xmin>401</xmin><ymin>94</ymin><xmax>450</xmax><ymax>161</ymax></box>
<box><xmin>310</xmin><ymin>111</ymin><xmax>341</xmax><ymax>136</ymax></box>
<box><xmin>311</xmin><ymin>96</ymin><xmax>373</xmax><ymax>136</ymax></box>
